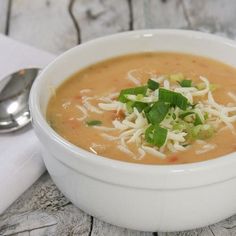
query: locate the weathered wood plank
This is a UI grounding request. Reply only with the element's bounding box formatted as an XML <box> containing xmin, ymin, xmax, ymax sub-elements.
<box><xmin>0</xmin><ymin>173</ymin><xmax>91</xmax><ymax>236</ymax></box>
<box><xmin>0</xmin><ymin>0</ymin><xmax>8</xmax><ymax>34</ymax></box>
<box><xmin>91</xmin><ymin>218</ymin><xmax>153</xmax><ymax>236</ymax></box>
<box><xmin>9</xmin><ymin>0</ymin><xmax>77</xmax><ymax>54</ymax></box>
<box><xmin>132</xmin><ymin>0</ymin><xmax>188</xmax><ymax>29</ymax></box>
<box><xmin>0</xmin><ymin>211</ymin><xmax>57</xmax><ymax>235</ymax></box>
<box><xmin>157</xmin><ymin>202</ymin><xmax>236</xmax><ymax>235</ymax></box>
<box><xmin>159</xmin><ymin>227</ymin><xmax>215</xmax><ymax>236</ymax></box>
<box><xmin>183</xmin><ymin>0</ymin><xmax>236</xmax><ymax>39</ymax></box>
<box><xmin>72</xmin><ymin>0</ymin><xmax>130</xmax><ymax>42</ymax></box>
<box><xmin>1</xmin><ymin>173</ymin><xmax>69</xmax><ymax>216</ymax></box>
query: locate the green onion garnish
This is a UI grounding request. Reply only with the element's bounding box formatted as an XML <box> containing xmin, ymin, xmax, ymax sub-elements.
<box><xmin>126</xmin><ymin>101</ymin><xmax>134</xmax><ymax>113</ymax></box>
<box><xmin>178</xmin><ymin>79</ymin><xmax>192</xmax><ymax>87</ymax></box>
<box><xmin>145</xmin><ymin>125</ymin><xmax>155</xmax><ymax>144</ymax></box>
<box><xmin>194</xmin><ymin>113</ymin><xmax>203</xmax><ymax>126</ymax></box>
<box><xmin>159</xmin><ymin>88</ymin><xmax>189</xmax><ymax>110</ymax></box>
<box><xmin>147</xmin><ymin>79</ymin><xmax>160</xmax><ymax>90</ymax></box>
<box><xmin>118</xmin><ymin>86</ymin><xmax>147</xmax><ymax>103</ymax></box>
<box><xmin>195</xmin><ymin>82</ymin><xmax>205</xmax><ymax>90</ymax></box>
<box><xmin>146</xmin><ymin>101</ymin><xmax>170</xmax><ymax>124</ymax></box>
<box><xmin>154</xmin><ymin>126</ymin><xmax>168</xmax><ymax>147</ymax></box>
<box><xmin>192</xmin><ymin>124</ymin><xmax>214</xmax><ymax>140</ymax></box>
<box><xmin>106</xmin><ymin>72</ymin><xmax>220</xmax><ymax>155</ymax></box>
<box><xmin>169</xmin><ymin>73</ymin><xmax>185</xmax><ymax>83</ymax></box>
<box><xmin>209</xmin><ymin>83</ymin><xmax>219</xmax><ymax>92</ymax></box>
<box><xmin>133</xmin><ymin>101</ymin><xmax>148</xmax><ymax>112</ymax></box>
<box><xmin>145</xmin><ymin>125</ymin><xmax>168</xmax><ymax>147</ymax></box>
<box><xmin>86</xmin><ymin>120</ymin><xmax>102</xmax><ymax>126</ymax></box>
<box><xmin>136</xmin><ymin>94</ymin><xmax>144</xmax><ymax>101</ymax></box>
<box><xmin>204</xmin><ymin>112</ymin><xmax>209</xmax><ymax>120</ymax></box>
<box><xmin>126</xmin><ymin>101</ymin><xmax>148</xmax><ymax>113</ymax></box>
<box><xmin>179</xmin><ymin>111</ymin><xmax>195</xmax><ymax>119</ymax></box>
<box><xmin>179</xmin><ymin>111</ymin><xmax>204</xmax><ymax>126</ymax></box>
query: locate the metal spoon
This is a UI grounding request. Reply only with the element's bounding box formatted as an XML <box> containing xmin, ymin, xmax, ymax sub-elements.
<box><xmin>0</xmin><ymin>68</ymin><xmax>40</xmax><ymax>133</ymax></box>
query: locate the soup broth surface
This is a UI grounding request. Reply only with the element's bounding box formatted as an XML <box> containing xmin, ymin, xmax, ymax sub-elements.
<box><xmin>47</xmin><ymin>53</ymin><xmax>236</xmax><ymax>164</ymax></box>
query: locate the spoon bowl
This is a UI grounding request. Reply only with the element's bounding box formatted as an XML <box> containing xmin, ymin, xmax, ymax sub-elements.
<box><xmin>0</xmin><ymin>68</ymin><xmax>40</xmax><ymax>133</ymax></box>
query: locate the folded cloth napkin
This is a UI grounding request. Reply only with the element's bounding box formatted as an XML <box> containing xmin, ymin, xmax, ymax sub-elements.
<box><xmin>0</xmin><ymin>34</ymin><xmax>55</xmax><ymax>214</ymax></box>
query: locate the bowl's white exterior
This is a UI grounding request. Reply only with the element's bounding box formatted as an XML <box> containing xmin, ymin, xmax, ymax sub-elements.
<box><xmin>30</xmin><ymin>30</ymin><xmax>236</xmax><ymax>232</ymax></box>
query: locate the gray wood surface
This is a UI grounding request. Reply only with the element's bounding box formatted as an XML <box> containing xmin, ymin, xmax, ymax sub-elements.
<box><xmin>9</xmin><ymin>0</ymin><xmax>77</xmax><ymax>54</ymax></box>
<box><xmin>0</xmin><ymin>0</ymin><xmax>8</xmax><ymax>34</ymax></box>
<box><xmin>183</xmin><ymin>0</ymin><xmax>236</xmax><ymax>39</ymax></box>
<box><xmin>73</xmin><ymin>0</ymin><xmax>130</xmax><ymax>42</ymax></box>
<box><xmin>1</xmin><ymin>0</ymin><xmax>236</xmax><ymax>235</ymax></box>
<box><xmin>132</xmin><ymin>0</ymin><xmax>188</xmax><ymax>29</ymax></box>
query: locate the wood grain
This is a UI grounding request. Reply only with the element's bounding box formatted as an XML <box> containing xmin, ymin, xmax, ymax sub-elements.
<box><xmin>91</xmin><ymin>218</ymin><xmax>153</xmax><ymax>236</ymax></box>
<box><xmin>72</xmin><ymin>0</ymin><xmax>130</xmax><ymax>42</ymax></box>
<box><xmin>8</xmin><ymin>0</ymin><xmax>77</xmax><ymax>54</ymax></box>
<box><xmin>183</xmin><ymin>0</ymin><xmax>236</xmax><ymax>39</ymax></box>
<box><xmin>132</xmin><ymin>0</ymin><xmax>188</xmax><ymax>29</ymax></box>
<box><xmin>0</xmin><ymin>173</ymin><xmax>91</xmax><ymax>236</ymax></box>
<box><xmin>0</xmin><ymin>0</ymin><xmax>8</xmax><ymax>34</ymax></box>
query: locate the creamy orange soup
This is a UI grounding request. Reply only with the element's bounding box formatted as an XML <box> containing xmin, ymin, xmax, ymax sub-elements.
<box><xmin>47</xmin><ymin>53</ymin><xmax>236</xmax><ymax>164</ymax></box>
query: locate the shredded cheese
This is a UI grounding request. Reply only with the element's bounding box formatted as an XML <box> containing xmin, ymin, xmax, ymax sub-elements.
<box><xmin>80</xmin><ymin>89</ymin><xmax>91</xmax><ymax>94</ymax></box>
<box><xmin>196</xmin><ymin>143</ymin><xmax>216</xmax><ymax>154</ymax></box>
<box><xmin>142</xmin><ymin>145</ymin><xmax>166</xmax><ymax>159</ymax></box>
<box><xmin>75</xmin><ymin>105</ymin><xmax>88</xmax><ymax>121</ymax></box>
<box><xmin>127</xmin><ymin>69</ymin><xmax>141</xmax><ymax>85</ymax></box>
<box><xmin>228</xmin><ymin>91</ymin><xmax>236</xmax><ymax>102</ymax></box>
<box><xmin>74</xmin><ymin>73</ymin><xmax>236</xmax><ymax>161</ymax></box>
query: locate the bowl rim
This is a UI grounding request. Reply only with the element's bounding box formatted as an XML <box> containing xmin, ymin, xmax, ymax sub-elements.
<box><xmin>30</xmin><ymin>29</ymin><xmax>236</xmax><ymax>186</ymax></box>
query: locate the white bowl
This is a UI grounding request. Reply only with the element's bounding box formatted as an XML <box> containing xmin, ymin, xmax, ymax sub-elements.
<box><xmin>29</xmin><ymin>29</ymin><xmax>236</xmax><ymax>232</ymax></box>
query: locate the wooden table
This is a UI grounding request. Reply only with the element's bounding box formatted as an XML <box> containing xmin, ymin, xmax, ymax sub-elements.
<box><xmin>1</xmin><ymin>0</ymin><xmax>236</xmax><ymax>235</ymax></box>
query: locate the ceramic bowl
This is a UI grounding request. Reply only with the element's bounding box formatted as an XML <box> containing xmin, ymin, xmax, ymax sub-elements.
<box><xmin>29</xmin><ymin>30</ymin><xmax>236</xmax><ymax>232</ymax></box>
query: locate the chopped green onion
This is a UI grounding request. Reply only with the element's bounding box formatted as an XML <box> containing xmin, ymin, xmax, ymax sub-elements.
<box><xmin>145</xmin><ymin>125</ymin><xmax>168</xmax><ymax>147</ymax></box>
<box><xmin>180</xmin><ymin>110</ymin><xmax>204</xmax><ymax>126</ymax></box>
<box><xmin>126</xmin><ymin>101</ymin><xmax>148</xmax><ymax>113</ymax></box>
<box><xmin>173</xmin><ymin>122</ymin><xmax>186</xmax><ymax>131</ymax></box>
<box><xmin>86</xmin><ymin>120</ymin><xmax>102</xmax><ymax>126</ymax></box>
<box><xmin>147</xmin><ymin>79</ymin><xmax>159</xmax><ymax>90</ymax></box>
<box><xmin>154</xmin><ymin>126</ymin><xmax>168</xmax><ymax>147</ymax></box>
<box><xmin>204</xmin><ymin>112</ymin><xmax>209</xmax><ymax>120</ymax></box>
<box><xmin>136</xmin><ymin>94</ymin><xmax>144</xmax><ymax>101</ymax></box>
<box><xmin>126</xmin><ymin>101</ymin><xmax>134</xmax><ymax>113</ymax></box>
<box><xmin>194</xmin><ymin>113</ymin><xmax>203</xmax><ymax>126</ymax></box>
<box><xmin>143</xmin><ymin>106</ymin><xmax>152</xmax><ymax>122</ymax></box>
<box><xmin>133</xmin><ymin>102</ymin><xmax>148</xmax><ymax>112</ymax></box>
<box><xmin>195</xmin><ymin>82</ymin><xmax>205</xmax><ymax>90</ymax></box>
<box><xmin>172</xmin><ymin>113</ymin><xmax>177</xmax><ymax>120</ymax></box>
<box><xmin>209</xmin><ymin>83</ymin><xmax>219</xmax><ymax>92</ymax></box>
<box><xmin>159</xmin><ymin>88</ymin><xmax>189</xmax><ymax>110</ymax></box>
<box><xmin>192</xmin><ymin>124</ymin><xmax>214</xmax><ymax>140</ymax></box>
<box><xmin>184</xmin><ymin>123</ymin><xmax>195</xmax><ymax>141</ymax></box>
<box><xmin>179</xmin><ymin>111</ymin><xmax>195</xmax><ymax>119</ymax></box>
<box><xmin>178</xmin><ymin>79</ymin><xmax>192</xmax><ymax>87</ymax></box>
<box><xmin>197</xmin><ymin>82</ymin><xmax>218</xmax><ymax>91</ymax></box>
<box><xmin>145</xmin><ymin>125</ymin><xmax>155</xmax><ymax>144</ymax></box>
<box><xmin>144</xmin><ymin>105</ymin><xmax>151</xmax><ymax>113</ymax></box>
<box><xmin>169</xmin><ymin>73</ymin><xmax>185</xmax><ymax>83</ymax></box>
<box><xmin>146</xmin><ymin>101</ymin><xmax>170</xmax><ymax>124</ymax></box>
<box><xmin>118</xmin><ymin>86</ymin><xmax>147</xmax><ymax>103</ymax></box>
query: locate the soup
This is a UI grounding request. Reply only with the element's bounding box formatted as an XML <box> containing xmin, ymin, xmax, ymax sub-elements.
<box><xmin>46</xmin><ymin>53</ymin><xmax>236</xmax><ymax>164</ymax></box>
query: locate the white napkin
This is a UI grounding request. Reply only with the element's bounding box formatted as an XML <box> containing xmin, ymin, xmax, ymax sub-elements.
<box><xmin>0</xmin><ymin>34</ymin><xmax>55</xmax><ymax>214</ymax></box>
